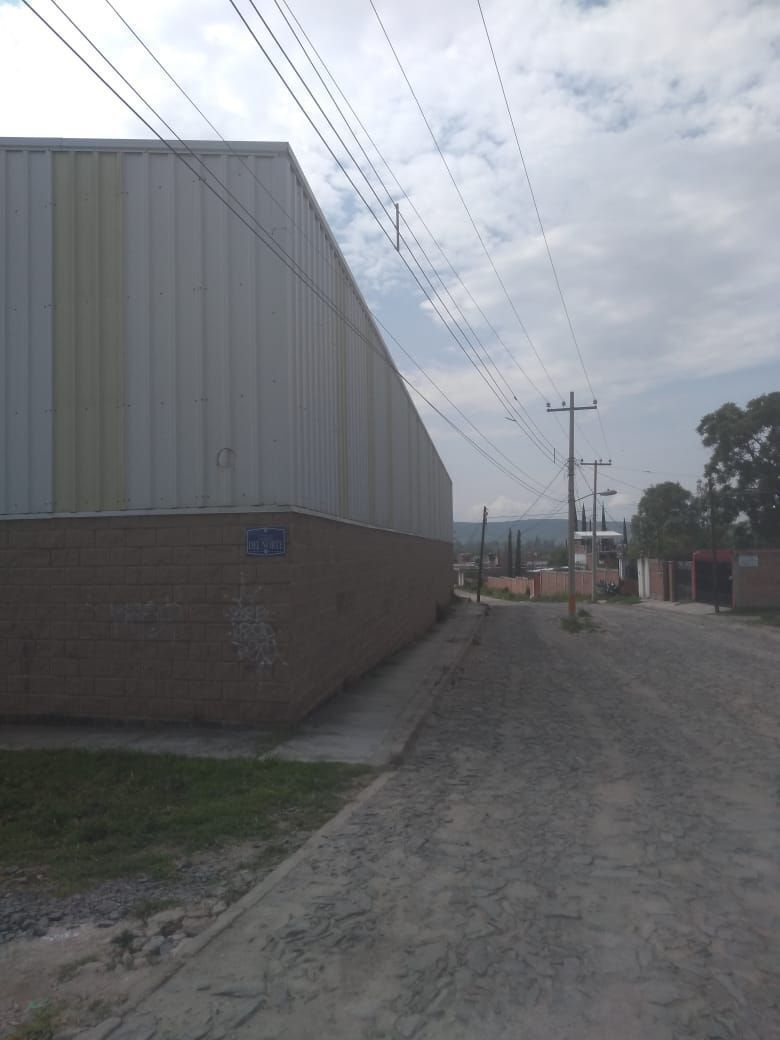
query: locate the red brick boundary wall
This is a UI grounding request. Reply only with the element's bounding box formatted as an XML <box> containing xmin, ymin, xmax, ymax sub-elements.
<box><xmin>732</xmin><ymin>549</ymin><xmax>780</xmax><ymax>608</ymax></box>
<box><xmin>484</xmin><ymin>575</ymin><xmax>535</xmax><ymax>597</ymax></box>
<box><xmin>485</xmin><ymin>569</ymin><xmax>621</xmax><ymax>598</ymax></box>
<box><xmin>0</xmin><ymin>512</ymin><xmax>452</xmax><ymax>725</ymax></box>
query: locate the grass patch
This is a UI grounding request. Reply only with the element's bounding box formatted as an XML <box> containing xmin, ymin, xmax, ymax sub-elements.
<box><xmin>533</xmin><ymin>593</ymin><xmax>591</xmax><ymax>603</ymax></box>
<box><xmin>110</xmin><ymin>928</ymin><xmax>137</xmax><ymax>952</ymax></box>
<box><xmin>6</xmin><ymin>1000</ymin><xmax>61</xmax><ymax>1040</ymax></box>
<box><xmin>0</xmin><ymin>749</ymin><xmax>369</xmax><ymax>893</ymax></box>
<box><xmin>128</xmin><ymin>895</ymin><xmax>176</xmax><ymax>923</ymax></box>
<box><xmin>561</xmin><ymin>611</ymin><xmax>600</xmax><ymax>634</ymax></box>
<box><xmin>480</xmin><ymin>586</ymin><xmax>528</xmax><ymax>602</ymax></box>
<box><xmin>56</xmin><ymin>955</ymin><xmax>100</xmax><ymax>984</ymax></box>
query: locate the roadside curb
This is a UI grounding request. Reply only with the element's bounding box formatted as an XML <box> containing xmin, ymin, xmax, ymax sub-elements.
<box><xmin>76</xmin><ymin>770</ymin><xmax>394</xmax><ymax>1039</ymax></box>
<box><xmin>74</xmin><ymin>602</ymin><xmax>487</xmax><ymax>1038</ymax></box>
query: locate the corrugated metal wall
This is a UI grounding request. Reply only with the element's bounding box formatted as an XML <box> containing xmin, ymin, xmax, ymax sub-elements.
<box><xmin>53</xmin><ymin>150</ymin><xmax>124</xmax><ymax>512</ymax></box>
<box><xmin>0</xmin><ymin>139</ymin><xmax>452</xmax><ymax>542</ymax></box>
<box><xmin>0</xmin><ymin>146</ymin><xmax>54</xmax><ymax>515</ymax></box>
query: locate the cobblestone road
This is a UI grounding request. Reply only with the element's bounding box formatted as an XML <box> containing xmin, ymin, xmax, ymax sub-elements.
<box><xmin>122</xmin><ymin>603</ymin><xmax>780</xmax><ymax>1039</ymax></box>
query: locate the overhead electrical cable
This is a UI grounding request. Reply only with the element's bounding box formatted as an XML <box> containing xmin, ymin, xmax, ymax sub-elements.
<box><xmin>369</xmin><ymin>0</ymin><xmax>566</xmax><ymax>406</ymax></box>
<box><xmin>234</xmin><ymin>0</ymin><xmax>554</xmax><ymax>463</ymax></box>
<box><xmin>23</xmin><ymin>0</ymin><xmax>557</xmax><ymax>499</ymax></box>
<box><xmin>227</xmin><ymin>0</ymin><xmax>559</xmax><ymax>470</ymax></box>
<box><xmin>476</xmin><ymin>0</ymin><xmax>610</xmax><ymax>457</ymax></box>
<box><xmin>101</xmin><ymin>0</ymin><xmax>339</xmax><ymax>267</ymax></box>
<box><xmin>268</xmin><ymin>0</ymin><xmax>561</xmax><ymax>461</ymax></box>
<box><xmin>278</xmin><ymin>0</ymin><xmax>559</xmax><ymax>451</ymax></box>
<box><xmin>96</xmin><ymin>0</ymin><xmax>553</xmax><ymax>481</ymax></box>
<box><xmin>610</xmin><ymin>465</ymin><xmax>703</xmax><ymax>479</ymax></box>
<box><xmin>101</xmin><ymin>0</ymin><xmax>551</xmax><ymax>467</ymax></box>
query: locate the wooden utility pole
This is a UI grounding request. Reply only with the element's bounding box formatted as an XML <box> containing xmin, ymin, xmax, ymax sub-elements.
<box><xmin>708</xmin><ymin>477</ymin><xmax>719</xmax><ymax>614</ymax></box>
<box><xmin>476</xmin><ymin>506</ymin><xmax>488</xmax><ymax>604</ymax></box>
<box><xmin>547</xmin><ymin>393</ymin><xmax>598</xmax><ymax>617</ymax></box>
<box><xmin>581</xmin><ymin>459</ymin><xmax>612</xmax><ymax>602</ymax></box>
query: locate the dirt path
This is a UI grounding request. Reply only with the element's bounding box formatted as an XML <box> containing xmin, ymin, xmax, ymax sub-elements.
<box><xmin>77</xmin><ymin>603</ymin><xmax>780</xmax><ymax>1038</ymax></box>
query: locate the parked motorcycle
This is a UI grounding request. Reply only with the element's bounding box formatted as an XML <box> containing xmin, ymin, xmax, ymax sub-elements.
<box><xmin>596</xmin><ymin>580</ymin><xmax>620</xmax><ymax>597</ymax></box>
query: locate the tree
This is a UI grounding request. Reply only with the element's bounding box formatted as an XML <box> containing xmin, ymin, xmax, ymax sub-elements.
<box><xmin>506</xmin><ymin>530</ymin><xmax>514</xmax><ymax>577</ymax></box>
<box><xmin>515</xmin><ymin>529</ymin><xmax>522</xmax><ymax>573</ymax></box>
<box><xmin>697</xmin><ymin>393</ymin><xmax>780</xmax><ymax>546</ymax></box>
<box><xmin>631</xmin><ymin>482</ymin><xmax>703</xmax><ymax>559</ymax></box>
<box><xmin>601</xmin><ymin>504</ymin><xmax>607</xmax><ymax>531</ymax></box>
<box><xmin>549</xmin><ymin>545</ymin><xmax>568</xmax><ymax>567</ymax></box>
<box><xmin>580</xmin><ymin>504</ymin><xmax>586</xmax><ymax>531</ymax></box>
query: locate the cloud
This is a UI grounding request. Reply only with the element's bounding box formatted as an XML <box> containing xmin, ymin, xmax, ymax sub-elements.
<box><xmin>1</xmin><ymin>0</ymin><xmax>777</xmax><ymax>519</ymax></box>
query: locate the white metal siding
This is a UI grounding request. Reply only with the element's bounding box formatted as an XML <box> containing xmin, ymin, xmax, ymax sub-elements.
<box><xmin>0</xmin><ymin>139</ymin><xmax>452</xmax><ymax>541</ymax></box>
<box><xmin>122</xmin><ymin>148</ymin><xmax>291</xmax><ymax>511</ymax></box>
<box><xmin>0</xmin><ymin>147</ymin><xmax>53</xmax><ymax>515</ymax></box>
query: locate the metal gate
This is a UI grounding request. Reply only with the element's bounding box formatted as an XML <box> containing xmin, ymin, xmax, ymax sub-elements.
<box><xmin>673</xmin><ymin>560</ymin><xmax>692</xmax><ymax>601</ymax></box>
<box><xmin>694</xmin><ymin>559</ymin><xmax>732</xmax><ymax>605</ymax></box>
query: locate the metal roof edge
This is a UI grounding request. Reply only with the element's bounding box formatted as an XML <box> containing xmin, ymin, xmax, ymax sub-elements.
<box><xmin>0</xmin><ymin>137</ymin><xmax>290</xmax><ymax>154</ymax></box>
<box><xmin>279</xmin><ymin>146</ymin><xmax>451</xmax><ymax>482</ymax></box>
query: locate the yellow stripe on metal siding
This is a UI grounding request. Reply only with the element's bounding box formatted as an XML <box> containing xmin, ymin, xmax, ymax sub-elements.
<box><xmin>53</xmin><ymin>151</ymin><xmax>124</xmax><ymax>511</ymax></box>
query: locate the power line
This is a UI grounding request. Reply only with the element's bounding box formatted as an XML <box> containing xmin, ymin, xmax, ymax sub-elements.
<box><xmin>610</xmin><ymin>465</ymin><xmax>703</xmax><ymax>479</ymax></box>
<box><xmin>375</xmin><ymin>319</ymin><xmax>560</xmax><ymax>495</ymax></box>
<box><xmin>101</xmin><ymin>0</ymin><xmax>333</xmax><ymax>267</ymax></box>
<box><xmin>474</xmin><ymin>3</ymin><xmax>607</xmax><ymax>418</ymax></box>
<box><xmin>100</xmin><ymin>1</ymin><xmax>552</xmax><ymax>474</ymax></box>
<box><xmin>23</xmin><ymin>0</ymin><xmax>555</xmax><ymax>499</ymax></box>
<box><xmin>369</xmin><ymin>0</ymin><xmax>565</xmax><ymax>405</ymax></box>
<box><xmin>270</xmin><ymin>0</ymin><xmax>561</xmax><ymax>462</ymax></box>
<box><xmin>228</xmin><ymin>0</ymin><xmax>558</xmax><ymax>469</ymax></box>
<box><xmin>476</xmin><ymin>0</ymin><xmax>609</xmax><ymax>459</ymax></box>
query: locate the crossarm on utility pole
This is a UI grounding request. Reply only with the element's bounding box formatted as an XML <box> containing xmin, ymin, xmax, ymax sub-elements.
<box><xmin>581</xmin><ymin>459</ymin><xmax>612</xmax><ymax>602</ymax></box>
<box><xmin>547</xmin><ymin>393</ymin><xmax>598</xmax><ymax>617</ymax></box>
<box><xmin>476</xmin><ymin>506</ymin><xmax>488</xmax><ymax>604</ymax></box>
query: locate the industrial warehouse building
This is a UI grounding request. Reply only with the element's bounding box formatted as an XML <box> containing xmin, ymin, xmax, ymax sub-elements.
<box><xmin>0</xmin><ymin>138</ymin><xmax>453</xmax><ymax>725</ymax></box>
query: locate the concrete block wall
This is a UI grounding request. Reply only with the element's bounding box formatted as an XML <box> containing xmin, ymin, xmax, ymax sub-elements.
<box><xmin>0</xmin><ymin>512</ymin><xmax>452</xmax><ymax>725</ymax></box>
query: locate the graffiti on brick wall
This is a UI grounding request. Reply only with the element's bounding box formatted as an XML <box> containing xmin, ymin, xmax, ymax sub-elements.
<box><xmin>110</xmin><ymin>601</ymin><xmax>180</xmax><ymax>639</ymax></box>
<box><xmin>225</xmin><ymin>591</ymin><xmax>277</xmax><ymax>671</ymax></box>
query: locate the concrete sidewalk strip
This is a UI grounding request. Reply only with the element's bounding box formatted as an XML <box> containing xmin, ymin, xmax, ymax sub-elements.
<box><xmin>0</xmin><ymin>602</ymin><xmax>484</xmax><ymax>765</ymax></box>
<box><xmin>636</xmin><ymin>598</ymin><xmax>727</xmax><ymax>615</ymax></box>
<box><xmin>271</xmin><ymin>600</ymin><xmax>485</xmax><ymax>767</ymax></box>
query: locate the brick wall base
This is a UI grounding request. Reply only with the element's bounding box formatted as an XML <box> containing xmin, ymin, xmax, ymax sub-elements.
<box><xmin>0</xmin><ymin>512</ymin><xmax>453</xmax><ymax>725</ymax></box>
<box><xmin>732</xmin><ymin>549</ymin><xmax>780</xmax><ymax>609</ymax></box>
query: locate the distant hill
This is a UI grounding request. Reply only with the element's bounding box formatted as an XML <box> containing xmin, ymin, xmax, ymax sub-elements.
<box><xmin>453</xmin><ymin>518</ymin><xmax>569</xmax><ymax>548</ymax></box>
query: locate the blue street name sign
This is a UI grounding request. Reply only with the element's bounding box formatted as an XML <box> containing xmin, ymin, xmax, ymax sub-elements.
<box><xmin>245</xmin><ymin>527</ymin><xmax>288</xmax><ymax>557</ymax></box>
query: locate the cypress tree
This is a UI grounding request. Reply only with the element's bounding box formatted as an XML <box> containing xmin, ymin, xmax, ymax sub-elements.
<box><xmin>601</xmin><ymin>504</ymin><xmax>607</xmax><ymax>531</ymax></box>
<box><xmin>507</xmin><ymin>529</ymin><xmax>513</xmax><ymax>577</ymax></box>
<box><xmin>515</xmin><ymin>529</ymin><xmax>522</xmax><ymax>573</ymax></box>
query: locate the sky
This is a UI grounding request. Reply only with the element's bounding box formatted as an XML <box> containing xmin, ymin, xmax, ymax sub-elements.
<box><xmin>1</xmin><ymin>0</ymin><xmax>778</xmax><ymax>524</ymax></box>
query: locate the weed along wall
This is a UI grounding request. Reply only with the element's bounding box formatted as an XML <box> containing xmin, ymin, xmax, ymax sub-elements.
<box><xmin>0</xmin><ymin>138</ymin><xmax>453</xmax><ymax>725</ymax></box>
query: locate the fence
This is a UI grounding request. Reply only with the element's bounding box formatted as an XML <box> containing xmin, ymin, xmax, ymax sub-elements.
<box><xmin>484</xmin><ymin>568</ymin><xmax>621</xmax><ymax>599</ymax></box>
